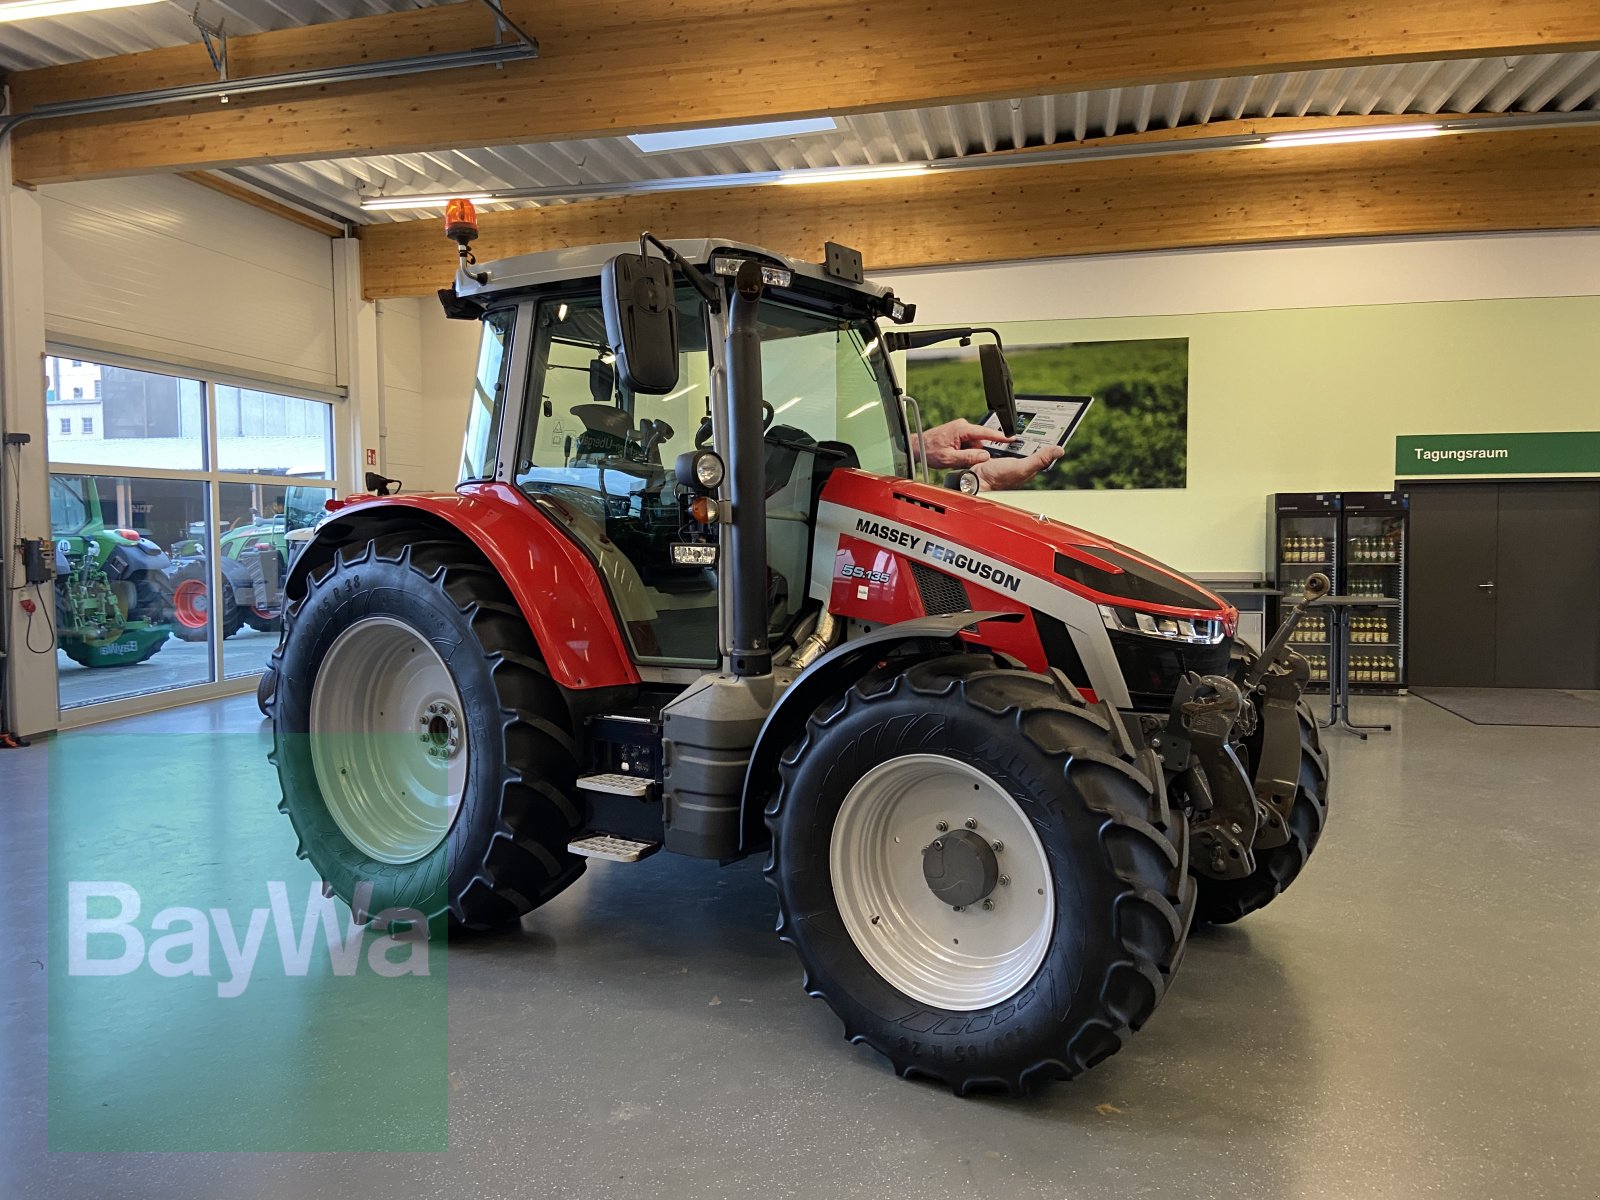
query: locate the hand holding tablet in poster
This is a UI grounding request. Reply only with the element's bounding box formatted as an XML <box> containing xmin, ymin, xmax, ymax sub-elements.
<box><xmin>982</xmin><ymin>395</ymin><xmax>1095</xmax><ymax>460</ymax></box>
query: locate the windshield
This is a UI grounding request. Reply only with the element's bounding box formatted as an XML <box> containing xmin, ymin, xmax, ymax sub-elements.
<box><xmin>50</xmin><ymin>476</ymin><xmax>90</xmax><ymax>533</ymax></box>
<box><xmin>755</xmin><ymin>301</ymin><xmax>908</xmax><ymax>477</ymax></box>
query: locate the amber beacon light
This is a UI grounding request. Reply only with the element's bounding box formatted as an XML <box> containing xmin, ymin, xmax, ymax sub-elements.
<box><xmin>444</xmin><ymin>197</ymin><xmax>480</xmax><ymax>262</ymax></box>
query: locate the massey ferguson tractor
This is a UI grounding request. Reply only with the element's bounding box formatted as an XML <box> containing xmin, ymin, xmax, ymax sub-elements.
<box><xmin>267</xmin><ymin>212</ymin><xmax>1330</xmax><ymax>1094</ymax></box>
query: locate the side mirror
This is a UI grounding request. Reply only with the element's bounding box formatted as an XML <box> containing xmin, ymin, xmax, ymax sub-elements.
<box><xmin>601</xmin><ymin>253</ymin><xmax>680</xmax><ymax>395</ymax></box>
<box><xmin>979</xmin><ymin>343</ymin><xmax>1018</xmax><ymax>436</ymax></box>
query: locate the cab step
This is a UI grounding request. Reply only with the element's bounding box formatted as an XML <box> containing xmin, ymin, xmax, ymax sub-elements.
<box><xmin>576</xmin><ymin>772</ymin><xmax>655</xmax><ymax>798</ymax></box>
<box><xmin>568</xmin><ymin>833</ymin><xmax>660</xmax><ymax>863</ymax></box>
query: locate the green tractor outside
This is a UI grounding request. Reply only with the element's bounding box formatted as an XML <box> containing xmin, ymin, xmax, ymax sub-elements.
<box><xmin>166</xmin><ymin>516</ymin><xmax>288</xmax><ymax>642</ymax></box>
<box><xmin>49</xmin><ymin>475</ymin><xmax>174</xmax><ymax>669</ymax></box>
<box><xmin>166</xmin><ymin>485</ymin><xmax>327</xmax><ymax>644</ymax></box>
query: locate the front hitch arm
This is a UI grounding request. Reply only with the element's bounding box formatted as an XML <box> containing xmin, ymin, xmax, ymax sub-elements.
<box><xmin>1247</xmin><ymin>651</ymin><xmax>1312</xmax><ymax>851</ymax></box>
<box><xmin>1241</xmin><ymin>571</ymin><xmax>1330</xmax><ymax>691</ymax></box>
<box><xmin>1166</xmin><ymin>673</ymin><xmax>1263</xmax><ymax>880</ymax></box>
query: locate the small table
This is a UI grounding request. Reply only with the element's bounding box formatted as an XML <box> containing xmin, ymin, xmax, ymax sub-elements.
<box><xmin>1316</xmin><ymin>595</ymin><xmax>1399</xmax><ymax>740</ymax></box>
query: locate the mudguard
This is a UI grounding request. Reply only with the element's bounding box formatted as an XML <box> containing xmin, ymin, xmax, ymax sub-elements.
<box><xmin>282</xmin><ymin>481</ymin><xmax>639</xmax><ymax>690</ymax></box>
<box><xmin>737</xmin><ymin>611</ymin><xmax>1020</xmax><ymax>853</ymax></box>
<box><xmin>105</xmin><ymin>541</ymin><xmax>172</xmax><ymax>580</ymax></box>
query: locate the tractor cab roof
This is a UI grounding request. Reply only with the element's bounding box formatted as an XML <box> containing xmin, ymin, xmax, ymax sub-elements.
<box><xmin>451</xmin><ymin>237</ymin><xmax>909</xmax><ymax>321</ymax></box>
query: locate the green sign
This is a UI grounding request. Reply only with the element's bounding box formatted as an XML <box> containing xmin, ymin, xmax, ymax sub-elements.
<box><xmin>1396</xmin><ymin>431</ymin><xmax>1600</xmax><ymax>477</ymax></box>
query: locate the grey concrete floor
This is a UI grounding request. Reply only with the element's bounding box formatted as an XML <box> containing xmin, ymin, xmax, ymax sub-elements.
<box><xmin>3</xmin><ymin>693</ymin><xmax>1598</xmax><ymax>1198</ymax></box>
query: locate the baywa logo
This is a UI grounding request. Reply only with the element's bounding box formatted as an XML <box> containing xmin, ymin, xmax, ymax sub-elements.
<box><xmin>67</xmin><ymin>881</ymin><xmax>430</xmax><ymax>999</ymax></box>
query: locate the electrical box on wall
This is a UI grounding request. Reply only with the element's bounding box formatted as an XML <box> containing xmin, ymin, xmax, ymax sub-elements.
<box><xmin>20</xmin><ymin>538</ymin><xmax>50</xmax><ymax>584</ymax></box>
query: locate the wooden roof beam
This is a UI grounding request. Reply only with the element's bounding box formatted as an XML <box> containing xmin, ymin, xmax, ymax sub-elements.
<box><xmin>9</xmin><ymin>0</ymin><xmax>1600</xmax><ymax>185</ymax></box>
<box><xmin>354</xmin><ymin>124</ymin><xmax>1600</xmax><ymax>299</ymax></box>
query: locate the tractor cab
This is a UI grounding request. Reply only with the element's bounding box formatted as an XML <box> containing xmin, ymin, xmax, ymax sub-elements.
<box><xmin>445</xmin><ymin>236</ymin><xmax>922</xmax><ymax>672</ymax></box>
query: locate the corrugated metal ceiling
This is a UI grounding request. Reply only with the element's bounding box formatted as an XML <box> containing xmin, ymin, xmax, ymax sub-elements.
<box><xmin>5</xmin><ymin>6</ymin><xmax>1597</xmax><ymax>226</ymax></box>
<box><xmin>0</xmin><ymin>0</ymin><xmax>454</xmax><ymax>72</ymax></box>
<box><xmin>221</xmin><ymin>51</ymin><xmax>1600</xmax><ymax>223</ymax></box>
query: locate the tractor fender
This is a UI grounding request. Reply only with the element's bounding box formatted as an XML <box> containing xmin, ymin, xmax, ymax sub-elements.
<box><xmin>737</xmin><ymin>611</ymin><xmax>1020</xmax><ymax>853</ymax></box>
<box><xmin>105</xmin><ymin>540</ymin><xmax>172</xmax><ymax>580</ymax></box>
<box><xmin>216</xmin><ymin>554</ymin><xmax>256</xmax><ymax>604</ymax></box>
<box><xmin>282</xmin><ymin>482</ymin><xmax>639</xmax><ymax>691</ymax></box>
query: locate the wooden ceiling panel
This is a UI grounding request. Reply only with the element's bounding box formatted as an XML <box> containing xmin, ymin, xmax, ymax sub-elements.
<box><xmin>356</xmin><ymin>126</ymin><xmax>1600</xmax><ymax>299</ymax></box>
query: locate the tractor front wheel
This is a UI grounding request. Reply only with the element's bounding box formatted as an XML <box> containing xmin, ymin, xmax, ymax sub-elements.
<box><xmin>269</xmin><ymin>535</ymin><xmax>586</xmax><ymax>930</ymax></box>
<box><xmin>242</xmin><ymin>604</ymin><xmax>282</xmax><ymax>633</ymax></box>
<box><xmin>766</xmin><ymin>655</ymin><xmax>1194</xmax><ymax>1095</ymax></box>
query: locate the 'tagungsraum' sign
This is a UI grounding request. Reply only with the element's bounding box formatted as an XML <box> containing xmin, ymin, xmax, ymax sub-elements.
<box><xmin>1396</xmin><ymin>432</ymin><xmax>1600</xmax><ymax>477</ymax></box>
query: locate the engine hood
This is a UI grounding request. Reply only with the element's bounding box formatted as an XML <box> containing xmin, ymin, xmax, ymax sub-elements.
<box><xmin>819</xmin><ymin>470</ymin><xmax>1234</xmax><ymax>623</ymax></box>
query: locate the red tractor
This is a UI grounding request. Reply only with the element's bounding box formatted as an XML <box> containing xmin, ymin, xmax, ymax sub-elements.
<box><xmin>267</xmin><ymin>219</ymin><xmax>1330</xmax><ymax>1094</ymax></box>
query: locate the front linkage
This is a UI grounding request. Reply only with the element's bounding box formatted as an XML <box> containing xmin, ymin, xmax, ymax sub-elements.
<box><xmin>1146</xmin><ymin>573</ymin><xmax>1330</xmax><ymax>880</ymax></box>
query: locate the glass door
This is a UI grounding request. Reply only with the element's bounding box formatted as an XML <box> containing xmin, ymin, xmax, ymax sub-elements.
<box><xmin>1271</xmin><ymin>493</ymin><xmax>1339</xmax><ymax>689</ymax></box>
<box><xmin>1341</xmin><ymin>492</ymin><xmax>1408</xmax><ymax>690</ymax></box>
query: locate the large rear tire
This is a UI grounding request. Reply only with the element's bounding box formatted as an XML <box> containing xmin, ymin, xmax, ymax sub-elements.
<box><xmin>1194</xmin><ymin>703</ymin><xmax>1329</xmax><ymax>924</ymax></box>
<box><xmin>269</xmin><ymin>535</ymin><xmax>586</xmax><ymax>930</ymax></box>
<box><xmin>241</xmin><ymin>605</ymin><xmax>282</xmax><ymax>633</ymax></box>
<box><xmin>765</xmin><ymin>655</ymin><xmax>1194</xmax><ymax>1095</ymax></box>
<box><xmin>167</xmin><ymin>562</ymin><xmax>242</xmax><ymax>643</ymax></box>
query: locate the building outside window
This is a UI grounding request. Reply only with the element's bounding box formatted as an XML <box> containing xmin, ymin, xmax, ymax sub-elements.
<box><xmin>45</xmin><ymin>351</ymin><xmax>338</xmax><ymax>716</ymax></box>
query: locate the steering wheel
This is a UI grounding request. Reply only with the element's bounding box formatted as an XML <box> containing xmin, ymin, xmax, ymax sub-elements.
<box><xmin>694</xmin><ymin>402</ymin><xmax>775</xmax><ymax>449</ymax></box>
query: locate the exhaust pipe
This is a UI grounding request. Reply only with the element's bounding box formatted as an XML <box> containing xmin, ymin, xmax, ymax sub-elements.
<box><xmin>724</xmin><ymin>260</ymin><xmax>772</xmax><ymax>677</ymax></box>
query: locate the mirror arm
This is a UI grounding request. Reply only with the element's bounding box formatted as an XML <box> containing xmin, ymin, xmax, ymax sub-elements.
<box><xmin>641</xmin><ymin>231</ymin><xmax>722</xmax><ymax>312</ymax></box>
<box><xmin>881</xmin><ymin>326</ymin><xmax>1005</xmax><ymax>354</ymax></box>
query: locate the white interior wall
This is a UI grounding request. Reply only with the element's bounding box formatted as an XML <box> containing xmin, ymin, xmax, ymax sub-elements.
<box><xmin>875</xmin><ymin>232</ymin><xmax>1600</xmax><ymax>573</ymax></box>
<box><xmin>416</xmin><ymin>296</ymin><xmax>483</xmax><ymax>490</ymax></box>
<box><xmin>0</xmin><ymin>162</ymin><xmax>52</xmax><ymax>738</ymax></box>
<box><xmin>375</xmin><ymin>297</ymin><xmax>426</xmax><ymax>489</ymax></box>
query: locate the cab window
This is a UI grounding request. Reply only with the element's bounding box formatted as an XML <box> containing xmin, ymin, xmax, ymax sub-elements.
<box><xmin>460</xmin><ymin>307</ymin><xmax>515</xmax><ymax>483</ymax></box>
<box><xmin>514</xmin><ymin>292</ymin><xmax>717</xmax><ymax>665</ymax></box>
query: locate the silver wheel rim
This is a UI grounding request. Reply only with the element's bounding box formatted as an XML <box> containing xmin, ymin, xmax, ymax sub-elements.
<box><xmin>830</xmin><ymin>753</ymin><xmax>1056</xmax><ymax>1011</ymax></box>
<box><xmin>309</xmin><ymin>616</ymin><xmax>468</xmax><ymax>865</ymax></box>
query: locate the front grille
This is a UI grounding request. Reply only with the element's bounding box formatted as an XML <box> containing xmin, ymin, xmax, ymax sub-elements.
<box><xmin>1110</xmin><ymin>630</ymin><xmax>1234</xmax><ymax>709</ymax></box>
<box><xmin>910</xmin><ymin>562</ymin><xmax>970</xmax><ymax>616</ymax></box>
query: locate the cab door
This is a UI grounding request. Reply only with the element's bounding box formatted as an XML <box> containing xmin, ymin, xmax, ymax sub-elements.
<box><xmin>510</xmin><ymin>291</ymin><xmax>720</xmax><ymax>666</ymax></box>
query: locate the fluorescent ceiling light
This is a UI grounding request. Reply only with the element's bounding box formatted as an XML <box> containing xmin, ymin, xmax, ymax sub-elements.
<box><xmin>628</xmin><ymin>118</ymin><xmax>838</xmax><ymax>154</ymax></box>
<box><xmin>777</xmin><ymin>163</ymin><xmax>929</xmax><ymax>186</ymax></box>
<box><xmin>0</xmin><ymin>0</ymin><xmax>161</xmax><ymax>21</ymax></box>
<box><xmin>1261</xmin><ymin>123</ymin><xmax>1445</xmax><ymax>148</ymax></box>
<box><xmin>361</xmin><ymin>192</ymin><xmax>491</xmax><ymax>212</ymax></box>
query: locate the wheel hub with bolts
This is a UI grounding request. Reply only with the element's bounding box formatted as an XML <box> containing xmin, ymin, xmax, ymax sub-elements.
<box><xmin>922</xmin><ymin>827</ymin><xmax>1000</xmax><ymax>909</ymax></box>
<box><xmin>418</xmin><ymin>699</ymin><xmax>463</xmax><ymax>760</ymax></box>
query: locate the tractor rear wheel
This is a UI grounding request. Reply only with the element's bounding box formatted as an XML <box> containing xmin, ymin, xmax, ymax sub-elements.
<box><xmin>269</xmin><ymin>535</ymin><xmax>586</xmax><ymax>930</ymax></box>
<box><xmin>167</xmin><ymin>563</ymin><xmax>242</xmax><ymax>643</ymax></box>
<box><xmin>766</xmin><ymin>655</ymin><xmax>1194</xmax><ymax>1095</ymax></box>
<box><xmin>1195</xmin><ymin>701</ymin><xmax>1329</xmax><ymax>924</ymax></box>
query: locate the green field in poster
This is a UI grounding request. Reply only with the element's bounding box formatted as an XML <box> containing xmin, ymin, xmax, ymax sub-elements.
<box><xmin>906</xmin><ymin>337</ymin><xmax>1189</xmax><ymax>491</ymax></box>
